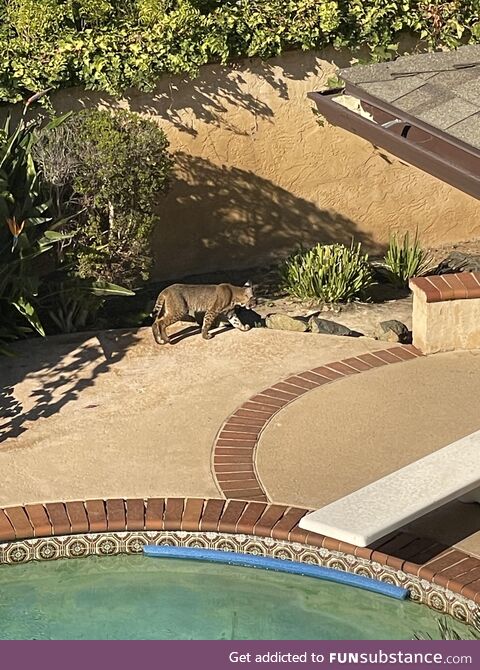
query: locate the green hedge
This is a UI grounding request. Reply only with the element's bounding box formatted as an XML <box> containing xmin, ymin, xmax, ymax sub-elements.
<box><xmin>1</xmin><ymin>1</ymin><xmax>479</xmax><ymax>103</ymax></box>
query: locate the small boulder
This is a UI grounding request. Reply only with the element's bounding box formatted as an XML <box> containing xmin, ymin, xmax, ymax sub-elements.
<box><xmin>434</xmin><ymin>251</ymin><xmax>480</xmax><ymax>275</ymax></box>
<box><xmin>308</xmin><ymin>316</ymin><xmax>354</xmax><ymax>336</ymax></box>
<box><xmin>374</xmin><ymin>320</ymin><xmax>409</xmax><ymax>343</ymax></box>
<box><xmin>265</xmin><ymin>313</ymin><xmax>308</xmax><ymax>332</ymax></box>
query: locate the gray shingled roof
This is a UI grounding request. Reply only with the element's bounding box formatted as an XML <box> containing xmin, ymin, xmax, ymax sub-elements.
<box><xmin>339</xmin><ymin>45</ymin><xmax>480</xmax><ymax>150</ymax></box>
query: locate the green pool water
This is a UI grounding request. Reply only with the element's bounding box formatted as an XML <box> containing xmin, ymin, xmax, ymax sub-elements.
<box><xmin>0</xmin><ymin>555</ymin><xmax>472</xmax><ymax>640</ymax></box>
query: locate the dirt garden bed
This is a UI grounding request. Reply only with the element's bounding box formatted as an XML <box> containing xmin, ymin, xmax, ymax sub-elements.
<box><xmin>93</xmin><ymin>238</ymin><xmax>480</xmax><ymax>343</ymax></box>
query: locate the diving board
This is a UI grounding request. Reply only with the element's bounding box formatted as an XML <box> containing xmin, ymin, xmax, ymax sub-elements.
<box><xmin>299</xmin><ymin>430</ymin><xmax>480</xmax><ymax>547</ymax></box>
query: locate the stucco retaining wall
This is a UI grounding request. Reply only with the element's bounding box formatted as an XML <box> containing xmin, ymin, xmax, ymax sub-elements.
<box><xmin>6</xmin><ymin>48</ymin><xmax>480</xmax><ymax>280</ymax></box>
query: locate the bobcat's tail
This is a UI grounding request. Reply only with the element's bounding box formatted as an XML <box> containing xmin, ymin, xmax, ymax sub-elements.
<box><xmin>150</xmin><ymin>293</ymin><xmax>165</xmax><ymax>320</ymax></box>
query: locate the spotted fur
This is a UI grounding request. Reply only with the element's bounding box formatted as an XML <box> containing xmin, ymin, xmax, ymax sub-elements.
<box><xmin>151</xmin><ymin>282</ymin><xmax>255</xmax><ymax>344</ymax></box>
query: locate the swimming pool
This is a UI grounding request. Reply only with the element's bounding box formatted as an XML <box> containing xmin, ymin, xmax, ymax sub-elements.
<box><xmin>0</xmin><ymin>554</ymin><xmax>472</xmax><ymax>640</ymax></box>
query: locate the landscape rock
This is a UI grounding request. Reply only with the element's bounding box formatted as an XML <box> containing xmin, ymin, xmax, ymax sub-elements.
<box><xmin>374</xmin><ymin>319</ymin><xmax>410</xmax><ymax>343</ymax></box>
<box><xmin>265</xmin><ymin>313</ymin><xmax>308</xmax><ymax>332</ymax></box>
<box><xmin>434</xmin><ymin>251</ymin><xmax>480</xmax><ymax>275</ymax></box>
<box><xmin>308</xmin><ymin>316</ymin><xmax>354</xmax><ymax>337</ymax></box>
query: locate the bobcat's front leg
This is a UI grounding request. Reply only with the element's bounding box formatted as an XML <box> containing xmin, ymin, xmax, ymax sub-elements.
<box><xmin>226</xmin><ymin>310</ymin><xmax>250</xmax><ymax>332</ymax></box>
<box><xmin>202</xmin><ymin>310</ymin><xmax>217</xmax><ymax>340</ymax></box>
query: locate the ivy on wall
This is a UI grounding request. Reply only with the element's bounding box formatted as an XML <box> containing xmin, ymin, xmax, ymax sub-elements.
<box><xmin>0</xmin><ymin>0</ymin><xmax>479</xmax><ymax>103</ymax></box>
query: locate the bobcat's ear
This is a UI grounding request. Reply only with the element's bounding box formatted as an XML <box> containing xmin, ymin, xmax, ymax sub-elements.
<box><xmin>244</xmin><ymin>280</ymin><xmax>252</xmax><ymax>288</ymax></box>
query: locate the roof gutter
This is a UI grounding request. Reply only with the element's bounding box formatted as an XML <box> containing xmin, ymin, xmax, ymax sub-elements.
<box><xmin>308</xmin><ymin>88</ymin><xmax>480</xmax><ymax>201</ymax></box>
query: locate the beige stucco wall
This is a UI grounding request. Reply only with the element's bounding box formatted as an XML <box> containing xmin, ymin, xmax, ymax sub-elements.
<box><xmin>9</xmin><ymin>48</ymin><xmax>480</xmax><ymax>280</ymax></box>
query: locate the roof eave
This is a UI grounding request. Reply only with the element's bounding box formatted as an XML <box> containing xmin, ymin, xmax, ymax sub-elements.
<box><xmin>308</xmin><ymin>90</ymin><xmax>480</xmax><ymax>201</ymax></box>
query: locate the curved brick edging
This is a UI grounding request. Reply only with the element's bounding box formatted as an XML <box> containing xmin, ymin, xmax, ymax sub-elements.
<box><xmin>212</xmin><ymin>345</ymin><xmax>423</xmax><ymax>501</ymax></box>
<box><xmin>0</xmin><ymin>497</ymin><xmax>479</xmax><ymax>628</ymax></box>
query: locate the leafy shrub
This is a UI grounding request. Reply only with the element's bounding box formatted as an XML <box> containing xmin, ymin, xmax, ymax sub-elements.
<box><xmin>382</xmin><ymin>231</ymin><xmax>433</xmax><ymax>288</ymax></box>
<box><xmin>0</xmin><ymin>1</ymin><xmax>479</xmax><ymax>103</ymax></box>
<box><xmin>280</xmin><ymin>242</ymin><xmax>373</xmax><ymax>303</ymax></box>
<box><xmin>34</xmin><ymin>109</ymin><xmax>173</xmax><ymax>288</ymax></box>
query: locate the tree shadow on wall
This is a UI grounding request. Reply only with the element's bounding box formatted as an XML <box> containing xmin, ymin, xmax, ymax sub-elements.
<box><xmin>2</xmin><ymin>42</ymin><xmax>416</xmax><ymax>138</ymax></box>
<box><xmin>122</xmin><ymin>49</ymin><xmax>352</xmax><ymax>137</ymax></box>
<box><xmin>42</xmin><ymin>50</ymin><xmax>350</xmax><ymax>138</ymax></box>
<box><xmin>124</xmin><ymin>69</ymin><xmax>274</xmax><ymax>137</ymax></box>
<box><xmin>152</xmin><ymin>152</ymin><xmax>382</xmax><ymax>278</ymax></box>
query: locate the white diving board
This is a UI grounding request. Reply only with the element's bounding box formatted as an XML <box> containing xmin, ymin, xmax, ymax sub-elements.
<box><xmin>299</xmin><ymin>430</ymin><xmax>480</xmax><ymax>547</ymax></box>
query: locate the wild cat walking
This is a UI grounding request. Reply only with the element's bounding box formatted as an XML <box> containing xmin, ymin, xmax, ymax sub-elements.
<box><xmin>151</xmin><ymin>281</ymin><xmax>256</xmax><ymax>344</ymax></box>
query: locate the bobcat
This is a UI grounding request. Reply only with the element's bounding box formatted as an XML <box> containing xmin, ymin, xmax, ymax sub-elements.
<box><xmin>151</xmin><ymin>281</ymin><xmax>256</xmax><ymax>345</ymax></box>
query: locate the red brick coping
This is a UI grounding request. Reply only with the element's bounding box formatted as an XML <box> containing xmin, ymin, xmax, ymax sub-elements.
<box><xmin>212</xmin><ymin>345</ymin><xmax>423</xmax><ymax>501</ymax></box>
<box><xmin>1</xmin><ymin>497</ymin><xmax>480</xmax><ymax>605</ymax></box>
<box><xmin>410</xmin><ymin>272</ymin><xmax>480</xmax><ymax>303</ymax></box>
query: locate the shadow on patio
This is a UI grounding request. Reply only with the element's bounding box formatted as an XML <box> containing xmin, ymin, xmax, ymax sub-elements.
<box><xmin>0</xmin><ymin>329</ymin><xmax>140</xmax><ymax>444</ymax></box>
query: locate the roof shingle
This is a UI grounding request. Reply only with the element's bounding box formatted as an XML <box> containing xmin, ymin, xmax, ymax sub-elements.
<box><xmin>340</xmin><ymin>45</ymin><xmax>480</xmax><ymax>150</ymax></box>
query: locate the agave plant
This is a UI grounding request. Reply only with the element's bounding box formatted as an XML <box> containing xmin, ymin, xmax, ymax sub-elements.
<box><xmin>279</xmin><ymin>242</ymin><xmax>373</xmax><ymax>303</ymax></box>
<box><xmin>380</xmin><ymin>231</ymin><xmax>433</xmax><ymax>288</ymax></box>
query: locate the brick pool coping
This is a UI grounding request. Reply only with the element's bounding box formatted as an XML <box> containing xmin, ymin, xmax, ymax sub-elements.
<box><xmin>1</xmin><ymin>497</ymin><xmax>480</xmax><ymax>612</ymax></box>
<box><xmin>212</xmin><ymin>345</ymin><xmax>424</xmax><ymax>501</ymax></box>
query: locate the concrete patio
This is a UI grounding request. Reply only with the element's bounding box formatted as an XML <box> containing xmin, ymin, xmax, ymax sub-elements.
<box><xmin>1</xmin><ymin>326</ymin><xmax>479</xmax><ymax>559</ymax></box>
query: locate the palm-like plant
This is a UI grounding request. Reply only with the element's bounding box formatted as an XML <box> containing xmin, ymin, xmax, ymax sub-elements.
<box><xmin>0</xmin><ymin>95</ymin><xmax>73</xmax><ymax>341</ymax></box>
<box><xmin>0</xmin><ymin>94</ymin><xmax>132</xmax><ymax>351</ymax></box>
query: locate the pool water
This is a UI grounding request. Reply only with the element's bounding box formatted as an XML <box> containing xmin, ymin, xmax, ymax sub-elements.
<box><xmin>0</xmin><ymin>555</ymin><xmax>472</xmax><ymax>640</ymax></box>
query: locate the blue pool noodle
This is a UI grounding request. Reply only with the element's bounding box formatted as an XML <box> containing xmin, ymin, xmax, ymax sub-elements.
<box><xmin>143</xmin><ymin>545</ymin><xmax>408</xmax><ymax>600</ymax></box>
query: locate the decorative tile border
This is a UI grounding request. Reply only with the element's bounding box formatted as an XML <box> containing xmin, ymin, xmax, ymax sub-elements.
<box><xmin>212</xmin><ymin>345</ymin><xmax>423</xmax><ymax>501</ymax></box>
<box><xmin>1</xmin><ymin>528</ymin><xmax>479</xmax><ymax>630</ymax></box>
<box><xmin>1</xmin><ymin>496</ymin><xmax>480</xmax><ymax>626</ymax></box>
